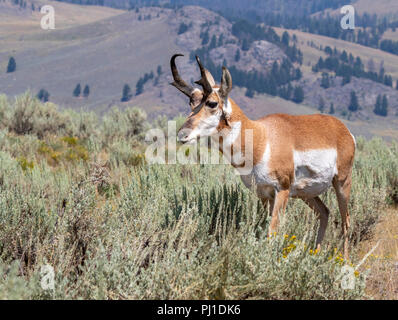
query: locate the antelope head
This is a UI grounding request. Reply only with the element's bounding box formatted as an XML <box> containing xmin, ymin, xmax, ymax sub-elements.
<box><xmin>170</xmin><ymin>54</ymin><xmax>233</xmax><ymax>144</ymax></box>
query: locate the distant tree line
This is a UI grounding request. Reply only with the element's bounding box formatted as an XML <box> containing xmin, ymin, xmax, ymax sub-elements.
<box><xmin>189</xmin><ymin>19</ymin><xmax>305</xmax><ymax>103</ymax></box>
<box><xmin>177</xmin><ymin>22</ymin><xmax>192</xmax><ymax>35</ymax></box>
<box><xmin>55</xmin><ymin>0</ymin><xmax>348</xmax><ymax>17</ymax></box>
<box><xmin>121</xmin><ymin>65</ymin><xmax>163</xmax><ymax>101</ymax></box>
<box><xmin>246</xmin><ymin>11</ymin><xmax>398</xmax><ymax>57</ymax></box>
<box><xmin>312</xmin><ymin>47</ymin><xmax>394</xmax><ymax>87</ymax></box>
<box><xmin>231</xmin><ymin>20</ymin><xmax>303</xmax><ymax>63</ymax></box>
<box><xmin>190</xmin><ymin>48</ymin><xmax>303</xmax><ymax>102</ymax></box>
<box><xmin>11</xmin><ymin>0</ymin><xmax>27</xmax><ymax>9</ymax></box>
<box><xmin>374</xmin><ymin>94</ymin><xmax>388</xmax><ymax>117</ymax></box>
<box><xmin>55</xmin><ymin>0</ymin><xmax>105</xmax><ymax>5</ymax></box>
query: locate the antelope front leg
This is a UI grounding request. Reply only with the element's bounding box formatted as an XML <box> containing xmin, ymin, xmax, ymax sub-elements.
<box><xmin>268</xmin><ymin>189</ymin><xmax>290</xmax><ymax>236</ymax></box>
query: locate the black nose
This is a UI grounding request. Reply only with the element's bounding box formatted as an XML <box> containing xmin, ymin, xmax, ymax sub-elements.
<box><xmin>178</xmin><ymin>128</ymin><xmax>191</xmax><ymax>142</ymax></box>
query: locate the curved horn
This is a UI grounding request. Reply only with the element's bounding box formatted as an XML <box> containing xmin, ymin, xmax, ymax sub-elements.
<box><xmin>170</xmin><ymin>54</ymin><xmax>193</xmax><ymax>97</ymax></box>
<box><xmin>194</xmin><ymin>56</ymin><xmax>214</xmax><ymax>96</ymax></box>
<box><xmin>219</xmin><ymin>66</ymin><xmax>232</xmax><ymax>100</ymax></box>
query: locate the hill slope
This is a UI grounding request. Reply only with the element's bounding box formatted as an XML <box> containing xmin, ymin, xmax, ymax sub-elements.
<box><xmin>0</xmin><ymin>1</ymin><xmax>397</xmax><ymax>140</ymax></box>
<box><xmin>0</xmin><ymin>4</ymin><xmax>288</xmax><ymax>116</ymax></box>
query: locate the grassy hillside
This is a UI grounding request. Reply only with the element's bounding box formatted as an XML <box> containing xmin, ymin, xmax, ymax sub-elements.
<box><xmin>0</xmin><ymin>4</ymin><xmax>303</xmax><ymax>121</ymax></box>
<box><xmin>0</xmin><ymin>4</ymin><xmax>284</xmax><ymax>112</ymax></box>
<box><xmin>0</xmin><ymin>5</ymin><xmax>181</xmax><ymax>111</ymax></box>
<box><xmin>352</xmin><ymin>0</ymin><xmax>398</xmax><ymax>16</ymax></box>
<box><xmin>382</xmin><ymin>29</ymin><xmax>398</xmax><ymax>41</ymax></box>
<box><xmin>0</xmin><ymin>0</ymin><xmax>123</xmax><ymax>36</ymax></box>
<box><xmin>320</xmin><ymin>0</ymin><xmax>398</xmax><ymax>19</ymax></box>
<box><xmin>274</xmin><ymin>27</ymin><xmax>398</xmax><ymax>80</ymax></box>
<box><xmin>273</xmin><ymin>27</ymin><xmax>398</xmax><ymax>140</ymax></box>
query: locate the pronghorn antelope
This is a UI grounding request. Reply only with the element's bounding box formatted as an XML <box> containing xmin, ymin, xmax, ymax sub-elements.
<box><xmin>170</xmin><ymin>54</ymin><xmax>356</xmax><ymax>259</ymax></box>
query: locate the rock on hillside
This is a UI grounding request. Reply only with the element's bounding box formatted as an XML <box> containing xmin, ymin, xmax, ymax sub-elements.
<box><xmin>167</xmin><ymin>6</ymin><xmax>286</xmax><ymax>74</ymax></box>
<box><xmin>210</xmin><ymin>40</ymin><xmax>286</xmax><ymax>72</ymax></box>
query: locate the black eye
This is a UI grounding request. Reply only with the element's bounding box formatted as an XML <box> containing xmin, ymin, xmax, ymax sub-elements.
<box><xmin>207</xmin><ymin>101</ymin><xmax>218</xmax><ymax>108</ymax></box>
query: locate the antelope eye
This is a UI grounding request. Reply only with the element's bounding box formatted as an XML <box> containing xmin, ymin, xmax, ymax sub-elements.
<box><xmin>207</xmin><ymin>101</ymin><xmax>218</xmax><ymax>108</ymax></box>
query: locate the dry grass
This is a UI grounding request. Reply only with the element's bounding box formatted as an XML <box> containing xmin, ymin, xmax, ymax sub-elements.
<box><xmin>382</xmin><ymin>29</ymin><xmax>398</xmax><ymax>42</ymax></box>
<box><xmin>0</xmin><ymin>0</ymin><xmax>123</xmax><ymax>37</ymax></box>
<box><xmin>322</xmin><ymin>0</ymin><xmax>398</xmax><ymax>19</ymax></box>
<box><xmin>359</xmin><ymin>207</ymin><xmax>398</xmax><ymax>299</ymax></box>
<box><xmin>352</xmin><ymin>0</ymin><xmax>398</xmax><ymax>16</ymax></box>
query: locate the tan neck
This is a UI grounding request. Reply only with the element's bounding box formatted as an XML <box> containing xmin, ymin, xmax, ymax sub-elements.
<box><xmin>218</xmin><ymin>99</ymin><xmax>267</xmax><ymax>167</ymax></box>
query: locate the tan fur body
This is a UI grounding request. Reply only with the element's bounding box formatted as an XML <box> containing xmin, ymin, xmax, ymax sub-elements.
<box><xmin>218</xmin><ymin>100</ymin><xmax>354</xmax><ymax>259</ymax></box>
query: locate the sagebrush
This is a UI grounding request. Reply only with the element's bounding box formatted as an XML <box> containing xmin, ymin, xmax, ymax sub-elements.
<box><xmin>0</xmin><ymin>93</ymin><xmax>397</xmax><ymax>299</ymax></box>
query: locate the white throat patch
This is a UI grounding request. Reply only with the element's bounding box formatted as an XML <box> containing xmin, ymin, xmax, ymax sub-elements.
<box><xmin>223</xmin><ymin>98</ymin><xmax>232</xmax><ymax>118</ymax></box>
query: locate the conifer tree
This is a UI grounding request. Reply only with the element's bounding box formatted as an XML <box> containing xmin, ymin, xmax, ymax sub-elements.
<box><xmin>235</xmin><ymin>49</ymin><xmax>241</xmax><ymax>62</ymax></box>
<box><xmin>121</xmin><ymin>84</ymin><xmax>133</xmax><ymax>102</ymax></box>
<box><xmin>381</xmin><ymin>94</ymin><xmax>388</xmax><ymax>116</ymax></box>
<box><xmin>83</xmin><ymin>85</ymin><xmax>90</xmax><ymax>98</ymax></box>
<box><xmin>292</xmin><ymin>86</ymin><xmax>304</xmax><ymax>103</ymax></box>
<box><xmin>329</xmin><ymin>103</ymin><xmax>335</xmax><ymax>114</ymax></box>
<box><xmin>37</xmin><ymin>89</ymin><xmax>49</xmax><ymax>102</ymax></box>
<box><xmin>6</xmin><ymin>57</ymin><xmax>16</xmax><ymax>73</ymax></box>
<box><xmin>320</xmin><ymin>72</ymin><xmax>330</xmax><ymax>89</ymax></box>
<box><xmin>318</xmin><ymin>97</ymin><xmax>325</xmax><ymax>113</ymax></box>
<box><xmin>348</xmin><ymin>91</ymin><xmax>359</xmax><ymax>112</ymax></box>
<box><xmin>73</xmin><ymin>84</ymin><xmax>81</xmax><ymax>97</ymax></box>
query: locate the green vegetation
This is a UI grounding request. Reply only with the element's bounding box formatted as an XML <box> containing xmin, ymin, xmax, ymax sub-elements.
<box><xmin>190</xmin><ymin>20</ymin><xmax>303</xmax><ymax>101</ymax></box>
<box><xmin>292</xmin><ymin>85</ymin><xmax>304</xmax><ymax>103</ymax></box>
<box><xmin>329</xmin><ymin>103</ymin><xmax>335</xmax><ymax>115</ymax></box>
<box><xmin>135</xmin><ymin>71</ymin><xmax>155</xmax><ymax>96</ymax></box>
<box><xmin>312</xmin><ymin>48</ymin><xmax>394</xmax><ymax>87</ymax></box>
<box><xmin>121</xmin><ymin>84</ymin><xmax>133</xmax><ymax>102</ymax></box>
<box><xmin>0</xmin><ymin>92</ymin><xmax>397</xmax><ymax>299</ymax></box>
<box><xmin>320</xmin><ymin>72</ymin><xmax>330</xmax><ymax>89</ymax></box>
<box><xmin>318</xmin><ymin>97</ymin><xmax>325</xmax><ymax>113</ymax></box>
<box><xmin>374</xmin><ymin>94</ymin><xmax>389</xmax><ymax>117</ymax></box>
<box><xmin>349</xmin><ymin>91</ymin><xmax>359</xmax><ymax>112</ymax></box>
<box><xmin>83</xmin><ymin>85</ymin><xmax>90</xmax><ymax>98</ymax></box>
<box><xmin>37</xmin><ymin>89</ymin><xmax>50</xmax><ymax>103</ymax></box>
<box><xmin>73</xmin><ymin>84</ymin><xmax>81</xmax><ymax>97</ymax></box>
<box><xmin>177</xmin><ymin>22</ymin><xmax>191</xmax><ymax>35</ymax></box>
<box><xmin>6</xmin><ymin>57</ymin><xmax>16</xmax><ymax>73</ymax></box>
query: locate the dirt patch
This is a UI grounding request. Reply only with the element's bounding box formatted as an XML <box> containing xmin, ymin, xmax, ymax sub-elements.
<box><xmin>359</xmin><ymin>207</ymin><xmax>398</xmax><ymax>299</ymax></box>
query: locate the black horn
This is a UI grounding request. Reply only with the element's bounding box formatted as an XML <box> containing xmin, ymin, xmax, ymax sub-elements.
<box><xmin>170</xmin><ymin>54</ymin><xmax>194</xmax><ymax>98</ymax></box>
<box><xmin>194</xmin><ymin>56</ymin><xmax>214</xmax><ymax>97</ymax></box>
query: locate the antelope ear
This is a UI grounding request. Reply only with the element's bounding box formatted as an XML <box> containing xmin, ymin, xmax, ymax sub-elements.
<box><xmin>203</xmin><ymin>69</ymin><xmax>216</xmax><ymax>87</ymax></box>
<box><xmin>219</xmin><ymin>66</ymin><xmax>232</xmax><ymax>100</ymax></box>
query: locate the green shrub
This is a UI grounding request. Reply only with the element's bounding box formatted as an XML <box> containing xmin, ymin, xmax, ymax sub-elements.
<box><xmin>102</xmin><ymin>106</ymin><xmax>148</xmax><ymax>145</ymax></box>
<box><xmin>7</xmin><ymin>93</ymin><xmax>74</xmax><ymax>139</ymax></box>
<box><xmin>0</xmin><ymin>93</ymin><xmax>396</xmax><ymax>299</ymax></box>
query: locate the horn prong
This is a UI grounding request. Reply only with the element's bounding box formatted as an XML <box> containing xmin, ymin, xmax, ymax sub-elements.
<box><xmin>195</xmin><ymin>55</ymin><xmax>213</xmax><ymax>96</ymax></box>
